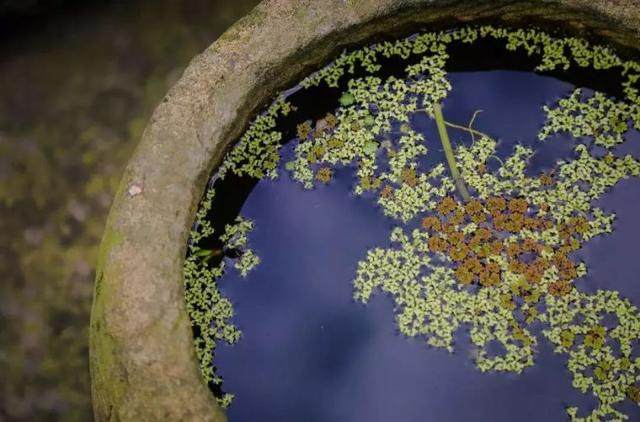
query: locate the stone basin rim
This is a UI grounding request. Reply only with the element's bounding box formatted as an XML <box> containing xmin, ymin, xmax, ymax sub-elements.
<box><xmin>89</xmin><ymin>1</ymin><xmax>640</xmax><ymax>420</ymax></box>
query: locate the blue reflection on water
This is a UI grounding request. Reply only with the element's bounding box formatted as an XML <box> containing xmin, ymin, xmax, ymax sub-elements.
<box><xmin>215</xmin><ymin>70</ymin><xmax>640</xmax><ymax>421</ymax></box>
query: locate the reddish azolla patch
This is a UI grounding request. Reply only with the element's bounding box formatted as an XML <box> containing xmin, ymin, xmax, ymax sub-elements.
<box><xmin>316</xmin><ymin>167</ymin><xmax>333</xmax><ymax>184</ymax></box>
<box><xmin>626</xmin><ymin>384</ymin><xmax>640</xmax><ymax>404</ymax></box>
<box><xmin>421</xmin><ymin>196</ymin><xmax>587</xmax><ymax>295</ymax></box>
<box><xmin>401</xmin><ymin>167</ymin><xmax>419</xmax><ymax>187</ymax></box>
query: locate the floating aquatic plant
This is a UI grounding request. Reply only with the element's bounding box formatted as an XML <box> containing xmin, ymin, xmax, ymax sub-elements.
<box><xmin>218</xmin><ymin>97</ymin><xmax>292</xmax><ymax>180</ymax></box>
<box><xmin>220</xmin><ymin>216</ymin><xmax>261</xmax><ymax>277</ymax></box>
<box><xmin>184</xmin><ymin>24</ymin><xmax>640</xmax><ymax>419</ymax></box>
<box><xmin>183</xmin><ymin>188</ymin><xmax>259</xmax><ymax>407</ymax></box>
<box><xmin>540</xmin><ymin>89</ymin><xmax>637</xmax><ymax>148</ymax></box>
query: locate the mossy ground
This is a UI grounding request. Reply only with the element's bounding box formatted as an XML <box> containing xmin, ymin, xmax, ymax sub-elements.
<box><xmin>0</xmin><ymin>2</ymin><xmax>258</xmax><ymax>419</ymax></box>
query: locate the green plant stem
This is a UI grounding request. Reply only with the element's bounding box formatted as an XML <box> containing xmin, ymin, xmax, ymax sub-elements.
<box><xmin>433</xmin><ymin>103</ymin><xmax>471</xmax><ymax>201</ymax></box>
<box><xmin>415</xmin><ymin>108</ymin><xmax>495</xmax><ymax>144</ymax></box>
<box><xmin>444</xmin><ymin>121</ymin><xmax>496</xmax><ymax>143</ymax></box>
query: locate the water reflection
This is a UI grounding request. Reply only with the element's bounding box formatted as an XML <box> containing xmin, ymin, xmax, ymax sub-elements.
<box><xmin>216</xmin><ymin>70</ymin><xmax>640</xmax><ymax>421</ymax></box>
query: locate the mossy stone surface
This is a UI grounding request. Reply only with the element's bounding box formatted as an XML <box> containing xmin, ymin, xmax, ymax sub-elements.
<box><xmin>90</xmin><ymin>0</ymin><xmax>640</xmax><ymax>420</ymax></box>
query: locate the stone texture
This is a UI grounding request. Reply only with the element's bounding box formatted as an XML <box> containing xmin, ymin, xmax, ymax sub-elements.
<box><xmin>90</xmin><ymin>0</ymin><xmax>640</xmax><ymax>420</ymax></box>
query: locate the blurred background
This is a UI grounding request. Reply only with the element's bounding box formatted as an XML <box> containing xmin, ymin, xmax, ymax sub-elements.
<box><xmin>0</xmin><ymin>1</ymin><xmax>260</xmax><ymax>419</ymax></box>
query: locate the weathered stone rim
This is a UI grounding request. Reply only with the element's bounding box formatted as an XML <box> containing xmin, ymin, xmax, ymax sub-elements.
<box><xmin>90</xmin><ymin>1</ymin><xmax>640</xmax><ymax>420</ymax></box>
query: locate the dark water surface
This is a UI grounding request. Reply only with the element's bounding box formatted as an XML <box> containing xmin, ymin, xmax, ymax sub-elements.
<box><xmin>214</xmin><ymin>70</ymin><xmax>640</xmax><ymax>421</ymax></box>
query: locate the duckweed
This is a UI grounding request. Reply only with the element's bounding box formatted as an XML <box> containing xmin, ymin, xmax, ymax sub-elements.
<box><xmin>183</xmin><ymin>191</ymin><xmax>259</xmax><ymax>406</ymax></box>
<box><xmin>184</xmin><ymin>24</ymin><xmax>640</xmax><ymax>418</ymax></box>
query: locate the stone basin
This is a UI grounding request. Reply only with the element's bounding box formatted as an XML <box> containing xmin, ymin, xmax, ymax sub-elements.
<box><xmin>89</xmin><ymin>1</ymin><xmax>640</xmax><ymax>420</ymax></box>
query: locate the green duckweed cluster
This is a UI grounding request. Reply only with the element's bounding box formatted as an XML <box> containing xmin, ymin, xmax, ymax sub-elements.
<box><xmin>219</xmin><ymin>216</ymin><xmax>261</xmax><ymax>277</ymax></box>
<box><xmin>183</xmin><ymin>189</ymin><xmax>260</xmax><ymax>407</ymax></box>
<box><xmin>184</xmin><ymin>24</ymin><xmax>640</xmax><ymax>418</ymax></box>
<box><xmin>353</xmin><ymin>226</ymin><xmax>540</xmax><ymax>372</ymax></box>
<box><xmin>288</xmin><ymin>67</ymin><xmax>455</xmax><ymax>221</ymax></box>
<box><xmin>539</xmin><ymin>89</ymin><xmax>638</xmax><ymax>148</ymax></box>
<box><xmin>543</xmin><ymin>290</ymin><xmax>640</xmax><ymax>421</ymax></box>
<box><xmin>218</xmin><ymin>97</ymin><xmax>292</xmax><ymax>180</ymax></box>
